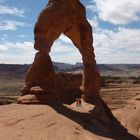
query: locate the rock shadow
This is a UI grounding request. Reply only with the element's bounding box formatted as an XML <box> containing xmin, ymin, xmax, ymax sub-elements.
<box><xmin>47</xmin><ymin>100</ymin><xmax>139</xmax><ymax>140</ymax></box>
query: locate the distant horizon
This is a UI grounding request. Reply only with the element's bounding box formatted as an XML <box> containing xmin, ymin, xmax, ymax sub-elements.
<box><xmin>0</xmin><ymin>62</ymin><xmax>140</xmax><ymax>65</ymax></box>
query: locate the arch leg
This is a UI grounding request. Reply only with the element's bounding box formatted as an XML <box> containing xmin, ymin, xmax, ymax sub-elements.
<box><xmin>64</xmin><ymin>21</ymin><xmax>100</xmax><ymax>100</ymax></box>
<box><xmin>23</xmin><ymin>10</ymin><xmax>68</xmax><ymax>96</ymax></box>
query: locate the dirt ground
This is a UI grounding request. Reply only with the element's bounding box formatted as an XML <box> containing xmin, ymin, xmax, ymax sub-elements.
<box><xmin>0</xmin><ymin>78</ymin><xmax>140</xmax><ymax>139</ymax></box>
<box><xmin>101</xmin><ymin>83</ymin><xmax>140</xmax><ymax>110</ymax></box>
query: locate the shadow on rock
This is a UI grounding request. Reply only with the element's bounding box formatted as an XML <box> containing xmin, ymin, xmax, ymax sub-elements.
<box><xmin>47</xmin><ymin>99</ymin><xmax>139</xmax><ymax>140</ymax></box>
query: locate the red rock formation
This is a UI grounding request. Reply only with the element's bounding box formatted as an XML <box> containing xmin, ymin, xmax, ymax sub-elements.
<box><xmin>55</xmin><ymin>73</ymin><xmax>82</xmax><ymax>104</ymax></box>
<box><xmin>18</xmin><ymin>0</ymin><xmax>100</xmax><ymax>104</ymax></box>
<box><xmin>19</xmin><ymin>73</ymin><xmax>82</xmax><ymax>104</ymax></box>
<box><xmin>25</xmin><ymin>52</ymin><xmax>55</xmax><ymax>92</ymax></box>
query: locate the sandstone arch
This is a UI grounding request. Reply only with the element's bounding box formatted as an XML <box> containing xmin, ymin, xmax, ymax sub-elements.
<box><xmin>19</xmin><ymin>0</ymin><xmax>100</xmax><ymax>103</ymax></box>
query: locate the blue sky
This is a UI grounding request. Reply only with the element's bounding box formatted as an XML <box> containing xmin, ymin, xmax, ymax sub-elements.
<box><xmin>0</xmin><ymin>0</ymin><xmax>140</xmax><ymax>64</ymax></box>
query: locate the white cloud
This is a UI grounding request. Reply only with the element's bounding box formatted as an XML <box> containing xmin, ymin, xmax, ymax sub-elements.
<box><xmin>0</xmin><ymin>38</ymin><xmax>82</xmax><ymax>64</ymax></box>
<box><xmin>88</xmin><ymin>16</ymin><xmax>99</xmax><ymax>28</ymax></box>
<box><xmin>1</xmin><ymin>27</ymin><xmax>140</xmax><ymax>64</ymax></box>
<box><xmin>48</xmin><ymin>28</ymin><xmax>140</xmax><ymax>64</ymax></box>
<box><xmin>59</xmin><ymin>34</ymin><xmax>73</xmax><ymax>44</ymax></box>
<box><xmin>86</xmin><ymin>1</ymin><xmax>140</xmax><ymax>63</ymax></box>
<box><xmin>50</xmin><ymin>37</ymin><xmax>82</xmax><ymax>64</ymax></box>
<box><xmin>86</xmin><ymin>4</ymin><xmax>97</xmax><ymax>13</ymax></box>
<box><xmin>93</xmin><ymin>27</ymin><xmax>140</xmax><ymax>63</ymax></box>
<box><xmin>0</xmin><ymin>41</ymin><xmax>35</xmax><ymax>64</ymax></box>
<box><xmin>17</xmin><ymin>35</ymin><xmax>27</xmax><ymax>38</ymax></box>
<box><xmin>0</xmin><ymin>20</ymin><xmax>29</xmax><ymax>30</ymax></box>
<box><xmin>0</xmin><ymin>41</ymin><xmax>34</xmax><ymax>52</ymax></box>
<box><xmin>90</xmin><ymin>0</ymin><xmax>140</xmax><ymax>25</ymax></box>
<box><xmin>0</xmin><ymin>5</ymin><xmax>25</xmax><ymax>16</ymax></box>
<box><xmin>1</xmin><ymin>34</ymin><xmax>8</xmax><ymax>42</ymax></box>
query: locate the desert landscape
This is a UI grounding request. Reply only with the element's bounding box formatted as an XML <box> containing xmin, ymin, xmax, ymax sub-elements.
<box><xmin>0</xmin><ymin>0</ymin><xmax>140</xmax><ymax>139</ymax></box>
<box><xmin>0</xmin><ymin>63</ymin><xmax>140</xmax><ymax>140</ymax></box>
